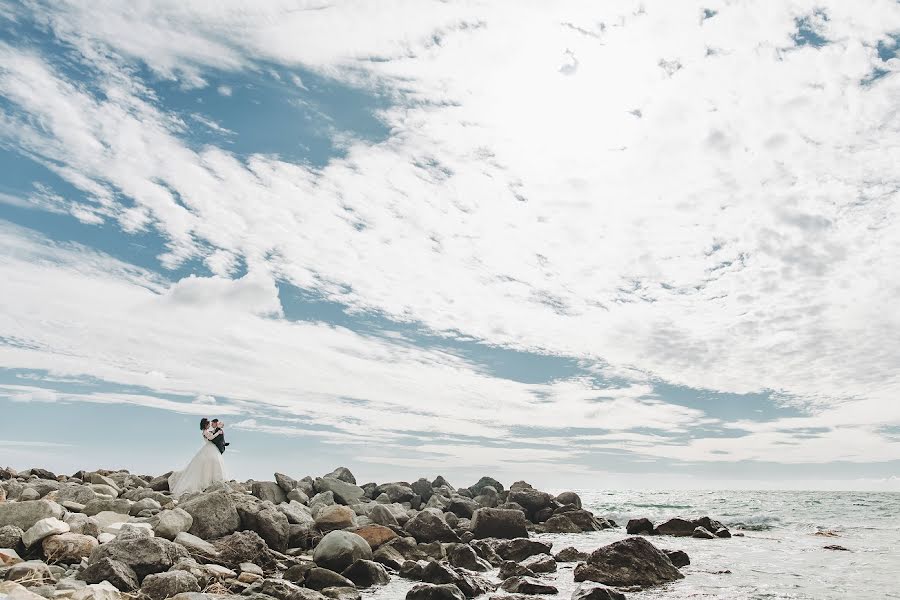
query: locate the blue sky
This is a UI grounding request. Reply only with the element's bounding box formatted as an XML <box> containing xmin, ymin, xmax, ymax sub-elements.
<box><xmin>1</xmin><ymin>0</ymin><xmax>899</xmax><ymax>490</ymax></box>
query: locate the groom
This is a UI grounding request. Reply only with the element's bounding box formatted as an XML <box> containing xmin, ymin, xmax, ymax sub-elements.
<box><xmin>210</xmin><ymin>418</ymin><xmax>229</xmax><ymax>454</ymax></box>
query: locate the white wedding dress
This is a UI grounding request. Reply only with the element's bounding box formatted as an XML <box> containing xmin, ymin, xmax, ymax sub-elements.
<box><xmin>168</xmin><ymin>428</ymin><xmax>226</xmax><ymax>497</ymax></box>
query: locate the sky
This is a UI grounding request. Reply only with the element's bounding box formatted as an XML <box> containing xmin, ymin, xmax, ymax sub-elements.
<box><xmin>1</xmin><ymin>0</ymin><xmax>899</xmax><ymax>491</ymax></box>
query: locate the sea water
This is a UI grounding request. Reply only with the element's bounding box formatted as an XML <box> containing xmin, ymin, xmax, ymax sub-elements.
<box><xmin>363</xmin><ymin>489</ymin><xmax>900</xmax><ymax>599</ymax></box>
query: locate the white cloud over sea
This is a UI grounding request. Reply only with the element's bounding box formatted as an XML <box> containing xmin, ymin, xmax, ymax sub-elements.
<box><xmin>1</xmin><ymin>0</ymin><xmax>899</xmax><ymax>486</ymax></box>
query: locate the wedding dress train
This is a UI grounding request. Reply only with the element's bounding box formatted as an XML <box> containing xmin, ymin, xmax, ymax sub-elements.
<box><xmin>168</xmin><ymin>429</ymin><xmax>226</xmax><ymax>497</ymax></box>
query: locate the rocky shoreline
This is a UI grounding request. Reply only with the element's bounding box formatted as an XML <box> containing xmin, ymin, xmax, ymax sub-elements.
<box><xmin>0</xmin><ymin>466</ymin><xmax>735</xmax><ymax>600</ymax></box>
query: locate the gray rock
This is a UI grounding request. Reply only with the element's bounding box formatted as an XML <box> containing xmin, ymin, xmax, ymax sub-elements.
<box><xmin>274</xmin><ymin>473</ymin><xmax>299</xmax><ymax>494</ymax></box>
<box><xmin>556</xmin><ymin>491</ymin><xmax>582</xmax><ymax>508</ymax></box>
<box><xmin>0</xmin><ymin>500</ymin><xmax>64</xmax><ymax>531</ymax></box>
<box><xmin>498</xmin><ymin>560</ymin><xmax>534</xmax><ymax>580</ymax></box>
<box><xmin>467</xmin><ymin>477</ymin><xmax>504</xmax><ymax>495</ymax></box>
<box><xmin>306</xmin><ymin>567</ymin><xmax>356</xmax><ymax>590</ymax></box>
<box><xmin>340</xmin><ymin>559</ymin><xmax>390</xmax><ymax>587</ymax></box>
<box><xmin>280</xmin><ymin>500</ymin><xmax>314</xmax><ymax>525</ymax></box>
<box><xmin>663</xmin><ymin>549</ymin><xmax>690</xmax><ymax>567</ymax></box>
<box><xmin>446</xmin><ymin>497</ymin><xmax>478</xmax><ymax>519</ymax></box>
<box><xmin>555</xmin><ymin>546</ymin><xmax>588</xmax><ymax>562</ymax></box>
<box><xmin>179</xmin><ymin>492</ymin><xmax>240</xmax><ymax>540</ymax></box>
<box><xmin>654</xmin><ymin>517</ymin><xmax>696</xmax><ymax>537</ymax></box>
<box><xmin>313</xmin><ymin>531</ymin><xmax>373</xmax><ymax>573</ymax></box>
<box><xmin>261</xmin><ymin>577</ymin><xmax>328</xmax><ymax>599</ymax></box>
<box><xmin>83</xmin><ymin>498</ymin><xmax>131</xmax><ymax>517</ymax></box>
<box><xmin>314</xmin><ymin>478</ymin><xmax>365</xmax><ymax>506</ymax></box>
<box><xmin>419</xmin><ymin>561</ymin><xmax>494</xmax><ymax>597</ymax></box>
<box><xmin>174</xmin><ymin>532</ymin><xmax>219</xmax><ymax>556</ymax></box>
<box><xmin>470</xmin><ymin>508</ymin><xmax>528</xmax><ymax>540</ymax></box>
<box><xmin>500</xmin><ymin>575</ymin><xmax>558</xmax><ymax>595</ymax></box>
<box><xmin>411</xmin><ymin>478</ymin><xmax>435</xmax><ymax>502</ymax></box>
<box><xmin>0</xmin><ymin>524</ymin><xmax>24</xmax><ymax>548</ymax></box>
<box><xmin>153</xmin><ymin>508</ymin><xmax>193</xmax><ymax>540</ymax></box>
<box><xmin>448</xmin><ymin>544</ymin><xmax>490</xmax><ymax>572</ymax></box>
<box><xmin>576</xmin><ymin>537</ymin><xmax>683</xmax><ymax>587</ymax></box>
<box><xmin>78</xmin><ymin>557</ymin><xmax>139</xmax><ymax>591</ymax></box>
<box><xmin>522</xmin><ymin>552</ymin><xmax>556</xmax><ymax>573</ymax></box>
<box><xmin>693</xmin><ymin>526</ymin><xmax>716</xmax><ymax>539</ymax></box>
<box><xmin>406</xmin><ymin>583</ymin><xmax>466</xmax><ymax>600</ymax></box>
<box><xmin>251</xmin><ymin>481</ymin><xmax>287</xmax><ymax>504</ymax></box>
<box><xmin>543</xmin><ymin>514</ymin><xmax>581</xmax><ymax>533</ymax></box>
<box><xmin>626</xmin><ymin>517</ymin><xmax>654</xmax><ymax>535</ymax></box>
<box><xmin>404</xmin><ymin>510</ymin><xmax>459</xmax><ymax>543</ymax></box>
<box><xmin>495</xmin><ymin>538</ymin><xmax>552</xmax><ymax>562</ymax></box>
<box><xmin>572</xmin><ymin>583</ymin><xmax>627</xmax><ymax>600</ymax></box>
<box><xmin>213</xmin><ymin>530</ymin><xmax>270</xmax><ymax>567</ymax></box>
<box><xmin>42</xmin><ymin>532</ymin><xmax>98</xmax><ymax>563</ymax></box>
<box><xmin>255</xmin><ymin>506</ymin><xmax>290</xmax><ymax>552</ymax></box>
<box><xmin>366</xmin><ymin>504</ymin><xmax>399</xmax><ymax>527</ymax></box>
<box><xmin>57</xmin><ymin>485</ymin><xmax>99</xmax><ymax>506</ymax></box>
<box><xmin>88</xmin><ymin>535</ymin><xmax>189</xmax><ymax>579</ymax></box>
<box><xmin>22</xmin><ymin>517</ymin><xmax>69</xmax><ymax>547</ymax></box>
<box><xmin>141</xmin><ymin>570</ymin><xmax>200</xmax><ymax>600</ymax></box>
<box><xmin>6</xmin><ymin>560</ymin><xmax>54</xmax><ymax>585</ymax></box>
<box><xmin>287</xmin><ymin>488</ymin><xmax>310</xmax><ymax>504</ymax></box>
<box><xmin>325</xmin><ymin>468</ymin><xmax>357</xmax><ymax>485</ymax></box>
<box><xmin>321</xmin><ymin>587</ymin><xmax>360</xmax><ymax>600</ymax></box>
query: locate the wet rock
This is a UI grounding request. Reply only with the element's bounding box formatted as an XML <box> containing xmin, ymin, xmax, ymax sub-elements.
<box><xmin>78</xmin><ymin>557</ymin><xmax>139</xmax><ymax>591</ymax></box>
<box><xmin>470</xmin><ymin>508</ymin><xmax>528</xmax><ymax>540</ymax></box>
<box><xmin>152</xmin><ymin>508</ymin><xmax>193</xmax><ymax>540</ymax></box>
<box><xmin>89</xmin><ymin>535</ymin><xmax>189</xmax><ymax>580</ymax></box>
<box><xmin>42</xmin><ymin>532</ymin><xmax>98</xmax><ymax>562</ymax></box>
<box><xmin>626</xmin><ymin>517</ymin><xmax>654</xmax><ymax>535</ymax></box>
<box><xmin>522</xmin><ymin>552</ymin><xmax>557</xmax><ymax>573</ymax></box>
<box><xmin>692</xmin><ymin>526</ymin><xmax>716</xmax><ymax>539</ymax></box>
<box><xmin>448</xmin><ymin>544</ymin><xmax>491</xmax><ymax>572</ymax></box>
<box><xmin>507</xmin><ymin>486</ymin><xmax>554</xmax><ymax>519</ymax></box>
<box><xmin>340</xmin><ymin>559</ymin><xmax>390</xmax><ymax>587</ymax></box>
<box><xmin>322</xmin><ymin>587</ymin><xmax>361</xmax><ymax>600</ymax></box>
<box><xmin>372</xmin><ymin>543</ymin><xmax>406</xmax><ymax>569</ymax></box>
<box><xmin>405</xmin><ymin>510</ymin><xmax>460</xmax><ymax>543</ymax></box>
<box><xmin>495</xmin><ymin>538</ymin><xmax>552</xmax><ymax>562</ymax></box>
<box><xmin>498</xmin><ymin>560</ymin><xmax>534</xmax><ymax>580</ymax></box>
<box><xmin>571</xmin><ymin>583</ymin><xmax>627</xmax><ymax>600</ymax></box>
<box><xmin>260</xmin><ymin>577</ymin><xmax>328</xmax><ymax>599</ymax></box>
<box><xmin>544</xmin><ymin>514</ymin><xmax>581</xmax><ymax>533</ymax></box>
<box><xmin>576</xmin><ymin>537</ymin><xmax>683</xmax><ymax>587</ymax></box>
<box><xmin>420</xmin><ymin>561</ymin><xmax>494</xmax><ymax>597</ymax></box>
<box><xmin>500</xmin><ymin>576</ymin><xmax>558</xmax><ymax>595</ymax></box>
<box><xmin>22</xmin><ymin>517</ymin><xmax>69</xmax><ymax>547</ymax></box>
<box><xmin>554</xmin><ymin>546</ymin><xmax>588</xmax><ymax>562</ymax></box>
<box><xmin>715</xmin><ymin>528</ymin><xmax>732</xmax><ymax>539</ymax></box>
<box><xmin>654</xmin><ymin>517</ymin><xmax>697</xmax><ymax>537</ymax></box>
<box><xmin>406</xmin><ymin>583</ymin><xmax>466</xmax><ymax>600</ymax></box>
<box><xmin>313</xmin><ymin>531</ymin><xmax>373</xmax><ymax>573</ymax></box>
<box><xmin>664</xmin><ymin>549</ymin><xmax>690</xmax><ymax>567</ymax></box>
<box><xmin>0</xmin><ymin>500</ymin><xmax>64</xmax><ymax>531</ymax></box>
<box><xmin>556</xmin><ymin>491</ymin><xmax>582</xmax><ymax>508</ymax></box>
<box><xmin>824</xmin><ymin>544</ymin><xmax>851</xmax><ymax>551</ymax></box>
<box><xmin>469</xmin><ymin>539</ymin><xmax>503</xmax><ymax>566</ymax></box>
<box><xmin>306</xmin><ymin>567</ymin><xmax>356</xmax><ymax>590</ymax></box>
<box><xmin>179</xmin><ymin>492</ymin><xmax>240</xmax><ymax>540</ymax></box>
<box><xmin>314</xmin><ymin>478</ymin><xmax>366</xmax><ymax>506</ymax></box>
<box><xmin>141</xmin><ymin>570</ymin><xmax>200</xmax><ymax>600</ymax></box>
<box><xmin>560</xmin><ymin>509</ymin><xmax>607</xmax><ymax>532</ymax></box>
<box><xmin>316</xmin><ymin>505</ymin><xmax>357</xmax><ymax>532</ymax></box>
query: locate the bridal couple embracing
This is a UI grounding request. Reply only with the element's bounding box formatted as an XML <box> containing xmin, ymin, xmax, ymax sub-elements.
<box><xmin>168</xmin><ymin>417</ymin><xmax>230</xmax><ymax>497</ymax></box>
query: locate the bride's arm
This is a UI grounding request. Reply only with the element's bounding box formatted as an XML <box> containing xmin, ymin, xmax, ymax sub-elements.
<box><xmin>202</xmin><ymin>429</ymin><xmax>221</xmax><ymax>441</ymax></box>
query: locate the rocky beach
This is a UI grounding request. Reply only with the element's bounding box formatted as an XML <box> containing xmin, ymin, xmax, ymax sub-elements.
<box><xmin>0</xmin><ymin>466</ymin><xmax>748</xmax><ymax>600</ymax></box>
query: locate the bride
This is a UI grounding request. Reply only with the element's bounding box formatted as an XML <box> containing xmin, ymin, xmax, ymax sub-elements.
<box><xmin>168</xmin><ymin>418</ymin><xmax>226</xmax><ymax>497</ymax></box>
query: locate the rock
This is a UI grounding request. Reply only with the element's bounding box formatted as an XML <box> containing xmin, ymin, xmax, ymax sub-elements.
<box><xmin>522</xmin><ymin>552</ymin><xmax>556</xmax><ymax>573</ymax></box>
<box><xmin>251</xmin><ymin>481</ymin><xmax>287</xmax><ymax>504</ymax></box>
<box><xmin>420</xmin><ymin>561</ymin><xmax>494</xmax><ymax>597</ymax></box>
<box><xmin>572</xmin><ymin>583</ymin><xmax>627</xmax><ymax>600</ymax></box>
<box><xmin>352</xmin><ymin>524</ymin><xmax>397</xmax><ymax>549</ymax></box>
<box><xmin>179</xmin><ymin>492</ymin><xmax>240</xmax><ymax>540</ymax></box>
<box><xmin>507</xmin><ymin>487</ymin><xmax>553</xmax><ymax>519</ymax></box>
<box><xmin>274</xmin><ymin>473</ymin><xmax>299</xmax><ymax>493</ymax></box>
<box><xmin>261</xmin><ymin>577</ymin><xmax>328</xmax><ymax>599</ymax></box>
<box><xmin>22</xmin><ymin>517</ymin><xmax>69</xmax><ymax>547</ymax></box>
<box><xmin>280</xmin><ymin>500</ymin><xmax>314</xmax><ymax>525</ymax></box>
<box><xmin>1</xmin><ymin>547</ymin><xmax>23</xmax><ymax>565</ymax></box>
<box><xmin>174</xmin><ymin>532</ymin><xmax>219</xmax><ymax>556</ymax></box>
<box><xmin>446</xmin><ymin>497</ymin><xmax>478</xmax><ymax>519</ymax></box>
<box><xmin>544</xmin><ymin>514</ymin><xmax>581</xmax><ymax>533</ymax></box>
<box><xmin>692</xmin><ymin>526</ymin><xmax>716</xmax><ymax>539</ymax></box>
<box><xmin>500</xmin><ymin>576</ymin><xmax>558</xmax><ymax>595</ymax></box>
<box><xmin>468</xmin><ymin>477</ymin><xmax>504</xmax><ymax>495</ymax></box>
<box><xmin>88</xmin><ymin>535</ymin><xmax>189</xmax><ymax>579</ymax></box>
<box><xmin>375</xmin><ymin>483</ymin><xmax>415</xmax><ymax>503</ymax></box>
<box><xmin>78</xmin><ymin>557</ymin><xmax>140</xmax><ymax>591</ymax></box>
<box><xmin>26</xmin><ymin>468</ymin><xmax>57</xmax><ymax>481</ymax></box>
<box><xmin>130</xmin><ymin>497</ymin><xmax>162</xmax><ymax>516</ymax></box>
<box><xmin>405</xmin><ymin>510</ymin><xmax>459</xmax><ymax>543</ymax></box>
<box><xmin>283</xmin><ymin>561</ymin><xmax>315</xmax><ymax>582</ymax></box>
<box><xmin>411</xmin><ymin>478</ymin><xmax>435</xmax><ymax>502</ymax></box>
<box><xmin>824</xmin><ymin>544</ymin><xmax>851</xmax><ymax>551</ymax></box>
<box><xmin>498</xmin><ymin>561</ymin><xmax>534</xmax><ymax>580</ymax></box>
<box><xmin>406</xmin><ymin>583</ymin><xmax>466</xmax><ymax>600</ymax></box>
<box><xmin>313</xmin><ymin>531</ymin><xmax>373</xmax><ymax>573</ymax></box>
<box><xmin>288</xmin><ymin>488</ymin><xmax>311</xmax><ymax>504</ymax></box>
<box><xmin>213</xmin><ymin>530</ymin><xmax>270</xmax><ymax>566</ymax></box>
<box><xmin>64</xmin><ymin>513</ymin><xmax>99</xmax><ymax>537</ymax></box>
<box><xmin>576</xmin><ymin>537</ymin><xmax>683</xmax><ymax>587</ymax></box>
<box><xmin>399</xmin><ymin>560</ymin><xmax>426</xmax><ymax>580</ymax></box>
<box><xmin>0</xmin><ymin>524</ymin><xmax>24</xmax><ymax>548</ymax></box>
<box><xmin>555</xmin><ymin>546</ymin><xmax>588</xmax><ymax>562</ymax></box>
<box><xmin>141</xmin><ymin>570</ymin><xmax>200</xmax><ymax>600</ymax></box>
<box><xmin>469</xmin><ymin>539</ymin><xmax>503</xmax><ymax>566</ymax></box>
<box><xmin>7</xmin><ymin>560</ymin><xmax>54</xmax><ymax>585</ymax></box>
<box><xmin>372</xmin><ymin>543</ymin><xmax>406</xmax><ymax>570</ymax></box>
<box><xmin>715</xmin><ymin>528</ymin><xmax>732</xmax><ymax>538</ymax></box>
<box><xmin>495</xmin><ymin>538</ymin><xmax>552</xmax><ymax>562</ymax></box>
<box><xmin>90</xmin><ymin>474</ymin><xmax>121</xmax><ymax>493</ymax></box>
<box><xmin>84</xmin><ymin>498</ymin><xmax>131</xmax><ymax>518</ymax></box>
<box><xmin>42</xmin><ymin>533</ymin><xmax>98</xmax><ymax>562</ymax></box>
<box><xmin>340</xmin><ymin>559</ymin><xmax>390</xmax><ymax>587</ymax></box>
<box><xmin>322</xmin><ymin>587</ymin><xmax>361</xmax><ymax>600</ymax></box>
<box><xmin>654</xmin><ymin>517</ymin><xmax>696</xmax><ymax>537</ymax></box>
<box><xmin>664</xmin><ymin>549</ymin><xmax>690</xmax><ymax>567</ymax></box>
<box><xmin>316</xmin><ymin>505</ymin><xmax>357</xmax><ymax>532</ymax></box>
<box><xmin>559</xmin><ymin>509</ymin><xmax>606</xmax><ymax>532</ymax></box>
<box><xmin>153</xmin><ymin>508</ymin><xmax>193</xmax><ymax>540</ymax></box>
<box><xmin>104</xmin><ymin>522</ymin><xmax>153</xmax><ymax>538</ymax></box>
<box><xmin>556</xmin><ymin>491</ymin><xmax>582</xmax><ymax>508</ymax></box>
<box><xmin>367</xmin><ymin>504</ymin><xmax>401</xmax><ymax>527</ymax></box>
<box><xmin>325</xmin><ymin>468</ymin><xmax>357</xmax><ymax>485</ymax></box>
<box><xmin>57</xmin><ymin>485</ymin><xmax>99</xmax><ymax>506</ymax></box>
<box><xmin>147</xmin><ymin>475</ymin><xmax>171</xmax><ymax>492</ymax></box>
<box><xmin>470</xmin><ymin>508</ymin><xmax>528</xmax><ymax>540</ymax></box>
<box><xmin>255</xmin><ymin>506</ymin><xmax>290</xmax><ymax>552</ymax></box>
<box><xmin>19</xmin><ymin>488</ymin><xmax>40</xmax><ymax>501</ymax></box>
<box><xmin>448</xmin><ymin>544</ymin><xmax>491</xmax><ymax>572</ymax></box>
<box><xmin>0</xmin><ymin>500</ymin><xmax>64</xmax><ymax>531</ymax></box>
<box><xmin>0</xmin><ymin>581</ymin><xmax>46</xmax><ymax>600</ymax></box>
<box><xmin>626</xmin><ymin>518</ymin><xmax>654</xmax><ymax>535</ymax></box>
<box><xmin>310</xmin><ymin>491</ymin><xmax>337</xmax><ymax>515</ymax></box>
<box><xmin>315</xmin><ymin>478</ymin><xmax>366</xmax><ymax>506</ymax></box>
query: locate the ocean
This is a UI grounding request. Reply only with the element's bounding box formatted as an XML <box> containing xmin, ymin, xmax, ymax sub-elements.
<box><xmin>363</xmin><ymin>489</ymin><xmax>900</xmax><ymax>599</ymax></box>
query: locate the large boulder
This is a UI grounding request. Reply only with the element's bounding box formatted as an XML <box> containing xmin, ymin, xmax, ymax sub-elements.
<box><xmin>314</xmin><ymin>478</ymin><xmax>365</xmax><ymax>506</ymax></box>
<box><xmin>141</xmin><ymin>570</ymin><xmax>200</xmax><ymax>600</ymax></box>
<box><xmin>556</xmin><ymin>491</ymin><xmax>582</xmax><ymax>508</ymax></box>
<box><xmin>543</xmin><ymin>514</ymin><xmax>581</xmax><ymax>533</ymax></box>
<box><xmin>419</xmin><ymin>561</ymin><xmax>494</xmax><ymax>597</ymax></box>
<box><xmin>448</xmin><ymin>544</ymin><xmax>491</xmax><ymax>572</ymax></box>
<box><xmin>664</xmin><ymin>549</ymin><xmax>690</xmax><ymax>567</ymax></box>
<box><xmin>78</xmin><ymin>557</ymin><xmax>140</xmax><ymax>591</ymax></box>
<box><xmin>22</xmin><ymin>517</ymin><xmax>69</xmax><ymax>547</ymax></box>
<box><xmin>325</xmin><ymin>467</ymin><xmax>357</xmax><ymax>485</ymax></box>
<box><xmin>179</xmin><ymin>492</ymin><xmax>240</xmax><ymax>540</ymax></box>
<box><xmin>42</xmin><ymin>532</ymin><xmax>98</xmax><ymax>562</ymax></box>
<box><xmin>572</xmin><ymin>584</ymin><xmax>627</xmax><ymax>600</ymax></box>
<box><xmin>406</xmin><ymin>583</ymin><xmax>466</xmax><ymax>600</ymax></box>
<box><xmin>655</xmin><ymin>517</ymin><xmax>696</xmax><ymax>536</ymax></box>
<box><xmin>507</xmin><ymin>486</ymin><xmax>553</xmax><ymax>518</ymax></box>
<box><xmin>411</xmin><ymin>478</ymin><xmax>435</xmax><ymax>502</ymax></box>
<box><xmin>251</xmin><ymin>481</ymin><xmax>287</xmax><ymax>504</ymax></box>
<box><xmin>626</xmin><ymin>518</ymin><xmax>654</xmax><ymax>535</ymax></box>
<box><xmin>340</xmin><ymin>559</ymin><xmax>390</xmax><ymax>587</ymax></box>
<box><xmin>316</xmin><ymin>505</ymin><xmax>357</xmax><ymax>532</ymax></box>
<box><xmin>352</xmin><ymin>524</ymin><xmax>397</xmax><ymax>549</ymax></box>
<box><xmin>213</xmin><ymin>530</ymin><xmax>271</xmax><ymax>567</ymax></box>
<box><xmin>367</xmin><ymin>504</ymin><xmax>399</xmax><ymax>527</ymax></box>
<box><xmin>577</xmin><ymin>537</ymin><xmax>683</xmax><ymax>587</ymax></box>
<box><xmin>0</xmin><ymin>500</ymin><xmax>64</xmax><ymax>530</ymax></box>
<box><xmin>88</xmin><ymin>535</ymin><xmax>190</xmax><ymax>580</ymax></box>
<box><xmin>274</xmin><ymin>473</ymin><xmax>299</xmax><ymax>494</ymax></box>
<box><xmin>313</xmin><ymin>531</ymin><xmax>373</xmax><ymax>573</ymax></box>
<box><xmin>470</xmin><ymin>508</ymin><xmax>528</xmax><ymax>540</ymax></box>
<box><xmin>255</xmin><ymin>506</ymin><xmax>290</xmax><ymax>552</ymax></box>
<box><xmin>152</xmin><ymin>508</ymin><xmax>193</xmax><ymax>540</ymax></box>
<box><xmin>467</xmin><ymin>477</ymin><xmax>504</xmax><ymax>495</ymax></box>
<box><xmin>405</xmin><ymin>510</ymin><xmax>459</xmax><ymax>543</ymax></box>
<box><xmin>495</xmin><ymin>538</ymin><xmax>552</xmax><ymax>562</ymax></box>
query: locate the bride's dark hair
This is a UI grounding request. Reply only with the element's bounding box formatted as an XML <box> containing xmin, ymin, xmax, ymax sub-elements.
<box><xmin>200</xmin><ymin>418</ymin><xmax>210</xmax><ymax>430</ymax></box>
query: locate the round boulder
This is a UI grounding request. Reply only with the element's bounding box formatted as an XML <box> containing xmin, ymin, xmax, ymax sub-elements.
<box><xmin>313</xmin><ymin>531</ymin><xmax>373</xmax><ymax>573</ymax></box>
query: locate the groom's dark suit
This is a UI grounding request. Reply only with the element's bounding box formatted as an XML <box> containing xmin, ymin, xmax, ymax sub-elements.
<box><xmin>211</xmin><ymin>427</ymin><xmax>227</xmax><ymax>454</ymax></box>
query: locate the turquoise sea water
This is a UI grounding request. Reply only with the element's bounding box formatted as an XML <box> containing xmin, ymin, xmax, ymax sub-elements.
<box><xmin>364</xmin><ymin>490</ymin><xmax>900</xmax><ymax>599</ymax></box>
